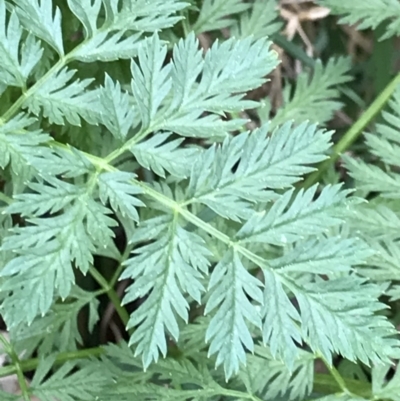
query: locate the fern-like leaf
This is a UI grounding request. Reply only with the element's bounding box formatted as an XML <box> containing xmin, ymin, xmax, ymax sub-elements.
<box><xmin>23</xmin><ymin>68</ymin><xmax>101</xmax><ymax>126</ymax></box>
<box><xmin>262</xmin><ymin>57</ymin><xmax>352</xmax><ymax>128</ymax></box>
<box><xmin>205</xmin><ymin>248</ymin><xmax>263</xmax><ymax>378</ymax></box>
<box><xmin>231</xmin><ymin>0</ymin><xmax>282</xmax><ymax>39</ymax></box>
<box><xmin>14</xmin><ymin>0</ymin><xmax>64</xmax><ymax>55</ymax></box>
<box><xmin>318</xmin><ymin>0</ymin><xmax>400</xmax><ymax>39</ymax></box>
<box><xmin>0</xmin><ymin>0</ymin><xmax>43</xmax><ymax>88</ymax></box>
<box><xmin>186</xmin><ymin>122</ymin><xmax>332</xmax><ymax>221</ymax></box>
<box><xmin>193</xmin><ymin>0</ymin><xmax>250</xmax><ymax>33</ymax></box>
<box><xmin>121</xmin><ymin>214</ymin><xmax>211</xmax><ymax>368</ymax></box>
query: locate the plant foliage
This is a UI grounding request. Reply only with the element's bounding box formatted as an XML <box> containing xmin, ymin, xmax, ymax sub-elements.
<box><xmin>0</xmin><ymin>0</ymin><xmax>399</xmax><ymax>400</ymax></box>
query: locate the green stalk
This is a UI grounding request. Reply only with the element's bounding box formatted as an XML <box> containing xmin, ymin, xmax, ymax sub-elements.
<box><xmin>0</xmin><ymin>343</ymin><xmax>372</xmax><ymax>399</ymax></box>
<box><xmin>0</xmin><ymin>192</ymin><xmax>12</xmax><ymax>205</ymax></box>
<box><xmin>0</xmin><ymin>347</ymin><xmax>105</xmax><ymax>379</ymax></box>
<box><xmin>0</xmin><ymin>334</ymin><xmax>30</xmax><ymax>401</ymax></box>
<box><xmin>303</xmin><ymin>71</ymin><xmax>400</xmax><ymax>188</ymax></box>
<box><xmin>89</xmin><ymin>267</ymin><xmax>130</xmax><ymax>327</ymax></box>
<box><xmin>313</xmin><ymin>373</ymin><xmax>371</xmax><ymax>399</ymax></box>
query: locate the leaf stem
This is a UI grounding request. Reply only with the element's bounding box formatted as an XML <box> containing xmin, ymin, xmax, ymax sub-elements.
<box><xmin>0</xmin><ymin>334</ymin><xmax>30</xmax><ymax>401</ymax></box>
<box><xmin>109</xmin><ymin>244</ymin><xmax>133</xmax><ymax>289</ymax></box>
<box><xmin>0</xmin><ymin>56</ymin><xmax>66</xmax><ymax>123</ymax></box>
<box><xmin>320</xmin><ymin>356</ymin><xmax>359</xmax><ymax>398</ymax></box>
<box><xmin>0</xmin><ymin>344</ymin><xmax>373</xmax><ymax>399</ymax></box>
<box><xmin>89</xmin><ymin>267</ymin><xmax>130</xmax><ymax>326</ymax></box>
<box><xmin>0</xmin><ymin>192</ymin><xmax>12</xmax><ymax>205</ymax></box>
<box><xmin>0</xmin><ymin>347</ymin><xmax>104</xmax><ymax>379</ymax></box>
<box><xmin>303</xmin><ymin>71</ymin><xmax>400</xmax><ymax>188</ymax></box>
<box><xmin>313</xmin><ymin>373</ymin><xmax>371</xmax><ymax>399</ymax></box>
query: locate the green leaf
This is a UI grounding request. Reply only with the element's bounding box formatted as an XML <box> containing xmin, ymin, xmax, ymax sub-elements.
<box><xmin>11</xmin><ymin>287</ymin><xmax>99</xmax><ymax>356</ymax></box>
<box><xmin>345</xmin><ymin>88</ymin><xmax>400</xmax><ymax>197</ymax></box>
<box><xmin>114</xmin><ymin>0</ymin><xmax>188</xmax><ymax>32</ymax></box>
<box><xmin>23</xmin><ymin>68</ymin><xmax>102</xmax><ymax>126</ymax></box>
<box><xmin>236</xmin><ymin>185</ymin><xmax>354</xmax><ymax>245</ymax></box>
<box><xmin>131</xmin><ymin>34</ymin><xmax>171</xmax><ymax>131</ymax></box>
<box><xmin>261</xmin><ymin>270</ymin><xmax>302</xmax><ymax>367</ymax></box>
<box><xmin>6</xmin><ymin>176</ymin><xmax>85</xmax><ymax>217</ymax></box>
<box><xmin>98</xmin><ymin>171</ymin><xmax>145</xmax><ymax>221</ymax></box>
<box><xmin>205</xmin><ymin>249</ymin><xmax>263</xmax><ymax>379</ymax></box>
<box><xmin>99</xmin><ymin>74</ymin><xmax>137</xmax><ymax>140</ymax></box>
<box><xmin>15</xmin><ymin>0</ymin><xmax>64</xmax><ymax>55</ymax></box>
<box><xmin>345</xmin><ymin>154</ymin><xmax>400</xmax><ymax>197</ymax></box>
<box><xmin>122</xmin><ymin>215</ymin><xmax>211</xmax><ymax>368</ymax></box>
<box><xmin>67</xmin><ymin>0</ymin><xmax>102</xmax><ymax>38</ymax></box>
<box><xmin>0</xmin><ymin>0</ymin><xmax>43</xmax><ymax>87</ymax></box>
<box><xmin>263</xmin><ymin>57</ymin><xmax>353</xmax><ymax>128</ymax></box>
<box><xmin>70</xmin><ymin>0</ymin><xmax>187</xmax><ymax>63</ymax></box>
<box><xmin>193</xmin><ymin>0</ymin><xmax>250</xmax><ymax>33</ymax></box>
<box><xmin>231</xmin><ymin>0</ymin><xmax>282</xmax><ymax>39</ymax></box>
<box><xmin>0</xmin><ymin>113</ymin><xmax>52</xmax><ymax>189</ymax></box>
<box><xmin>30</xmin><ymin>356</ymin><xmax>110</xmax><ymax>401</ymax></box>
<box><xmin>372</xmin><ymin>362</ymin><xmax>400</xmax><ymax>401</ymax></box>
<box><xmin>32</xmin><ymin>146</ymin><xmax>95</xmax><ymax>178</ymax></box>
<box><xmin>130</xmin><ymin>132</ymin><xmax>199</xmax><ymax>178</ymax></box>
<box><xmin>186</xmin><ymin>123</ymin><xmax>333</xmax><ymax>221</ymax></box>
<box><xmin>0</xmin><ymin>236</ymin><xmax>74</xmax><ymax>326</ymax></box>
<box><xmin>270</xmin><ymin>237</ymin><xmax>371</xmax><ymax>275</ymax></box>
<box><xmin>317</xmin><ymin>0</ymin><xmax>400</xmax><ymax>39</ymax></box>
<box><xmin>0</xmin><ymin>193</ymin><xmax>116</xmax><ymax>327</ymax></box>
<box><xmin>73</xmin><ymin>29</ymin><xmax>143</xmax><ymax>62</ymax></box>
<box><xmin>130</xmin><ymin>33</ymin><xmax>278</xmax><ymax>138</ymax></box>
<box><xmin>240</xmin><ymin>346</ymin><xmax>315</xmax><ymax>400</ymax></box>
<box><xmin>294</xmin><ymin>276</ymin><xmax>400</xmax><ymax>365</ymax></box>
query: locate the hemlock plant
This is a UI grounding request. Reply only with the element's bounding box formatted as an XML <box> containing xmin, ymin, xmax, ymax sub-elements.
<box><xmin>0</xmin><ymin>0</ymin><xmax>400</xmax><ymax>400</ymax></box>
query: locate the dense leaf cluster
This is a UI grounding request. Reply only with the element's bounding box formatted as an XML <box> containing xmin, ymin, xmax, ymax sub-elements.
<box><xmin>0</xmin><ymin>1</ymin><xmax>399</xmax><ymax>400</ymax></box>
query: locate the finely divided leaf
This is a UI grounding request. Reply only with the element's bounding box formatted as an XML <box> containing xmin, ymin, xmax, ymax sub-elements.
<box><xmin>237</xmin><ymin>185</ymin><xmax>354</xmax><ymax>245</ymax></box>
<box><xmin>30</xmin><ymin>357</ymin><xmax>110</xmax><ymax>401</ymax></box>
<box><xmin>0</xmin><ymin>193</ymin><xmax>116</xmax><ymax>327</ymax></box>
<box><xmin>193</xmin><ymin>0</ymin><xmax>250</xmax><ymax>33</ymax></box>
<box><xmin>344</xmin><ymin>154</ymin><xmax>400</xmax><ymax>197</ymax></box>
<box><xmin>262</xmin><ymin>270</ymin><xmax>302</xmax><ymax>367</ymax></box>
<box><xmin>264</xmin><ymin>57</ymin><xmax>352</xmax><ymax>128</ymax></box>
<box><xmin>205</xmin><ymin>249</ymin><xmax>263</xmax><ymax>379</ymax></box>
<box><xmin>130</xmin><ymin>132</ymin><xmax>199</xmax><ymax>178</ymax></box>
<box><xmin>23</xmin><ymin>68</ymin><xmax>101</xmax><ymax>126</ymax></box>
<box><xmin>294</xmin><ymin>276</ymin><xmax>400</xmax><ymax>365</ymax></box>
<box><xmin>271</xmin><ymin>237</ymin><xmax>371</xmax><ymax>275</ymax></box>
<box><xmin>231</xmin><ymin>0</ymin><xmax>282</xmax><ymax>39</ymax></box>
<box><xmin>70</xmin><ymin>0</ymin><xmax>187</xmax><ymax>62</ymax></box>
<box><xmin>122</xmin><ymin>215</ymin><xmax>210</xmax><ymax>368</ymax></box>
<box><xmin>131</xmin><ymin>34</ymin><xmax>171</xmax><ymax>131</ymax></box>
<box><xmin>372</xmin><ymin>363</ymin><xmax>400</xmax><ymax>401</ymax></box>
<box><xmin>73</xmin><ymin>29</ymin><xmax>143</xmax><ymax>62</ymax></box>
<box><xmin>115</xmin><ymin>0</ymin><xmax>188</xmax><ymax>32</ymax></box>
<box><xmin>0</xmin><ymin>0</ymin><xmax>43</xmax><ymax>87</ymax></box>
<box><xmin>67</xmin><ymin>0</ymin><xmax>102</xmax><ymax>38</ymax></box>
<box><xmin>98</xmin><ymin>171</ymin><xmax>145</xmax><ymax>221</ymax></box>
<box><xmin>11</xmin><ymin>287</ymin><xmax>99</xmax><ymax>355</ymax></box>
<box><xmin>186</xmin><ymin>124</ymin><xmax>333</xmax><ymax>222</ymax></box>
<box><xmin>0</xmin><ymin>113</ymin><xmax>52</xmax><ymax>188</ymax></box>
<box><xmin>318</xmin><ymin>0</ymin><xmax>400</xmax><ymax>39</ymax></box>
<box><xmin>130</xmin><ymin>33</ymin><xmax>278</xmax><ymax>138</ymax></box>
<box><xmin>99</xmin><ymin>74</ymin><xmax>137</xmax><ymax>140</ymax></box>
<box><xmin>240</xmin><ymin>346</ymin><xmax>314</xmax><ymax>400</ymax></box>
<box><xmin>15</xmin><ymin>0</ymin><xmax>64</xmax><ymax>55</ymax></box>
<box><xmin>345</xmin><ymin>89</ymin><xmax>400</xmax><ymax>197</ymax></box>
<box><xmin>6</xmin><ymin>176</ymin><xmax>85</xmax><ymax>217</ymax></box>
